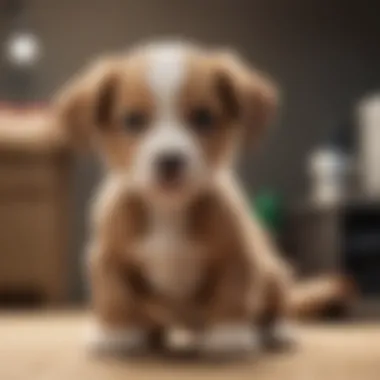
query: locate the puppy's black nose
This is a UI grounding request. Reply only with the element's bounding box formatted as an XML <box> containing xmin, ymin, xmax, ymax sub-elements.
<box><xmin>156</xmin><ymin>152</ymin><xmax>187</xmax><ymax>183</ymax></box>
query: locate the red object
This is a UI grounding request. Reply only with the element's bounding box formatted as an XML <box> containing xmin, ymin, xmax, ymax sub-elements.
<box><xmin>0</xmin><ymin>101</ymin><xmax>49</xmax><ymax>113</ymax></box>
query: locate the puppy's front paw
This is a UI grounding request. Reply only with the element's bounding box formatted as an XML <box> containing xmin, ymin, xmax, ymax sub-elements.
<box><xmin>85</xmin><ymin>323</ymin><xmax>147</xmax><ymax>356</ymax></box>
<box><xmin>200</xmin><ymin>323</ymin><xmax>259</xmax><ymax>359</ymax></box>
<box><xmin>166</xmin><ymin>327</ymin><xmax>199</xmax><ymax>353</ymax></box>
<box><xmin>261</xmin><ymin>320</ymin><xmax>298</xmax><ymax>352</ymax></box>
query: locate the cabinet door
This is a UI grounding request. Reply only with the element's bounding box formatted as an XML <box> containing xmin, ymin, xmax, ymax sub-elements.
<box><xmin>0</xmin><ymin>199</ymin><xmax>50</xmax><ymax>283</ymax></box>
<box><xmin>0</xmin><ymin>196</ymin><xmax>67</xmax><ymax>304</ymax></box>
<box><xmin>0</xmin><ymin>155</ymin><xmax>71</xmax><ymax>305</ymax></box>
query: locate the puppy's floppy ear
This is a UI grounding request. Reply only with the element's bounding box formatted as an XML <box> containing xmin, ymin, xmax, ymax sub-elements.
<box><xmin>213</xmin><ymin>50</ymin><xmax>279</xmax><ymax>146</ymax></box>
<box><xmin>53</xmin><ymin>56</ymin><xmax>121</xmax><ymax>149</ymax></box>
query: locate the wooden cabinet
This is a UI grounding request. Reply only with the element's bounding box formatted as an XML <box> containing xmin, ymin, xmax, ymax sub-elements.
<box><xmin>0</xmin><ymin>110</ymin><xmax>72</xmax><ymax>307</ymax></box>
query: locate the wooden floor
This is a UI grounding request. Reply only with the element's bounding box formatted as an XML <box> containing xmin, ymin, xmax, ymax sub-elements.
<box><xmin>1</xmin><ymin>312</ymin><xmax>380</xmax><ymax>380</ymax></box>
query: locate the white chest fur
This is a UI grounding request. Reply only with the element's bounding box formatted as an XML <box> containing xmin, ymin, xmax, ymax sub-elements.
<box><xmin>133</xmin><ymin>206</ymin><xmax>203</xmax><ymax>299</ymax></box>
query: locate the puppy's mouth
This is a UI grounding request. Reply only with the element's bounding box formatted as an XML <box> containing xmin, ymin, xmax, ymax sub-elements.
<box><xmin>154</xmin><ymin>172</ymin><xmax>190</xmax><ymax>197</ymax></box>
<box><xmin>158</xmin><ymin>177</ymin><xmax>184</xmax><ymax>191</ymax></box>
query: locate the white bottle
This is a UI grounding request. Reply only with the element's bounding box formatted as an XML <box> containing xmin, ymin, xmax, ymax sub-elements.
<box><xmin>309</xmin><ymin>148</ymin><xmax>350</xmax><ymax>206</ymax></box>
<box><xmin>357</xmin><ymin>94</ymin><xmax>380</xmax><ymax>199</ymax></box>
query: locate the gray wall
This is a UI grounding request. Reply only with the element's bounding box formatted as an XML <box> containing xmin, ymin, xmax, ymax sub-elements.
<box><xmin>1</xmin><ymin>0</ymin><xmax>380</xmax><ymax>299</ymax></box>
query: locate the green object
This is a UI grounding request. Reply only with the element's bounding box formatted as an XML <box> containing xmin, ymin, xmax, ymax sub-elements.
<box><xmin>252</xmin><ymin>191</ymin><xmax>283</xmax><ymax>234</ymax></box>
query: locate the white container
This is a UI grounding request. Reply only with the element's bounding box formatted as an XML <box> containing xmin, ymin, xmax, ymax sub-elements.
<box><xmin>309</xmin><ymin>148</ymin><xmax>351</xmax><ymax>205</ymax></box>
<box><xmin>357</xmin><ymin>94</ymin><xmax>380</xmax><ymax>198</ymax></box>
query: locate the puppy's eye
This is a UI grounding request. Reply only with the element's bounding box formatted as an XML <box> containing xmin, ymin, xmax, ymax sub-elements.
<box><xmin>188</xmin><ymin>107</ymin><xmax>215</xmax><ymax>133</ymax></box>
<box><xmin>123</xmin><ymin>111</ymin><xmax>149</xmax><ymax>134</ymax></box>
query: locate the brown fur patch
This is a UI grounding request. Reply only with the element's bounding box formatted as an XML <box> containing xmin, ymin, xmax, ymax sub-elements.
<box><xmin>177</xmin><ymin>54</ymin><xmax>242</xmax><ymax>168</ymax></box>
<box><xmin>211</xmin><ymin>51</ymin><xmax>279</xmax><ymax>145</ymax></box>
<box><xmin>94</xmin><ymin>56</ymin><xmax>156</xmax><ymax>171</ymax></box>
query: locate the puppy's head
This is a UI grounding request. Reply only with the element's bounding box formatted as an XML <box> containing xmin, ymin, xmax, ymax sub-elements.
<box><xmin>54</xmin><ymin>42</ymin><xmax>278</xmax><ymax>204</ymax></box>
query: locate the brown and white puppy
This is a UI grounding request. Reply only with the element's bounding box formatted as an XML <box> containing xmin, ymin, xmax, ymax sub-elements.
<box><xmin>54</xmin><ymin>41</ymin><xmax>350</xmax><ymax>357</ymax></box>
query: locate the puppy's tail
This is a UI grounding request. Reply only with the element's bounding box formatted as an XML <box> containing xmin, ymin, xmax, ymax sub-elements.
<box><xmin>288</xmin><ymin>275</ymin><xmax>356</xmax><ymax>320</ymax></box>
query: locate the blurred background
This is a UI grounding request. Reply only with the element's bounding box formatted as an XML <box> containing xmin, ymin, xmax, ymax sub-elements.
<box><xmin>0</xmin><ymin>0</ymin><xmax>380</xmax><ymax>318</ymax></box>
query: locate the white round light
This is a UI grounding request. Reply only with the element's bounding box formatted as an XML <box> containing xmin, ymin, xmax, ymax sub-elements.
<box><xmin>5</xmin><ymin>32</ymin><xmax>42</xmax><ymax>67</ymax></box>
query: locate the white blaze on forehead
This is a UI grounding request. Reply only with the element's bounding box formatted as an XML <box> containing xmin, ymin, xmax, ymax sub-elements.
<box><xmin>129</xmin><ymin>42</ymin><xmax>207</xmax><ymax>195</ymax></box>
<box><xmin>145</xmin><ymin>43</ymin><xmax>188</xmax><ymax>112</ymax></box>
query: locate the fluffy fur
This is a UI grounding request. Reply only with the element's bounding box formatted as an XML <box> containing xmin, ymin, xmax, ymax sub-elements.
<box><xmin>54</xmin><ymin>40</ymin><xmax>351</xmax><ymax>358</ymax></box>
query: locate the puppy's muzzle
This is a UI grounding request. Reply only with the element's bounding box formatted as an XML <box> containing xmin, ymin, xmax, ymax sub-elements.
<box><xmin>155</xmin><ymin>152</ymin><xmax>188</xmax><ymax>186</ymax></box>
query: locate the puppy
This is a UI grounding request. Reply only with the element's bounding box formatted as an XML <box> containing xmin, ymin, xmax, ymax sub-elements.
<box><xmin>54</xmin><ymin>41</ymin><xmax>351</xmax><ymax>358</ymax></box>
